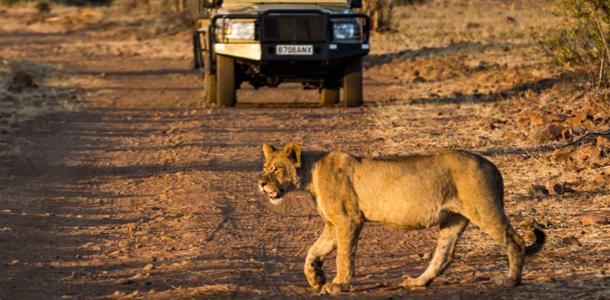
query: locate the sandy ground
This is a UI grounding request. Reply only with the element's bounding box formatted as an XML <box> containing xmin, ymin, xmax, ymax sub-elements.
<box><xmin>0</xmin><ymin>1</ymin><xmax>609</xmax><ymax>299</ymax></box>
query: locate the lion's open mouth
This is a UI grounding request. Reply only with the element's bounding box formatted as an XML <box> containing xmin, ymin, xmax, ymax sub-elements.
<box><xmin>270</xmin><ymin>188</ymin><xmax>285</xmax><ymax>198</ymax></box>
<box><xmin>267</xmin><ymin>189</ymin><xmax>285</xmax><ymax>205</ymax></box>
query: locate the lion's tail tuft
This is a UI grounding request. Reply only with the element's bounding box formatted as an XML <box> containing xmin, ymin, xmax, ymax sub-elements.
<box><xmin>525</xmin><ymin>228</ymin><xmax>546</xmax><ymax>255</ymax></box>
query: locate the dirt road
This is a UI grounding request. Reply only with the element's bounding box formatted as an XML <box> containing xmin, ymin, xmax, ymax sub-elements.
<box><xmin>1</xmin><ymin>2</ymin><xmax>608</xmax><ymax>299</ymax></box>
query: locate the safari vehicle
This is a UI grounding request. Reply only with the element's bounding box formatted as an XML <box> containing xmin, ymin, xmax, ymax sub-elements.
<box><xmin>192</xmin><ymin>0</ymin><xmax>371</xmax><ymax>107</ymax></box>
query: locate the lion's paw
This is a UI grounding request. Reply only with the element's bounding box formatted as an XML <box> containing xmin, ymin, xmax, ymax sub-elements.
<box><xmin>319</xmin><ymin>282</ymin><xmax>350</xmax><ymax>295</ymax></box>
<box><xmin>400</xmin><ymin>276</ymin><xmax>429</xmax><ymax>289</ymax></box>
<box><xmin>305</xmin><ymin>266</ymin><xmax>326</xmax><ymax>291</ymax></box>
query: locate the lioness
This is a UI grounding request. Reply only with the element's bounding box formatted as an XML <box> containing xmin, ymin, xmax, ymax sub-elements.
<box><xmin>258</xmin><ymin>143</ymin><xmax>545</xmax><ymax>294</ymax></box>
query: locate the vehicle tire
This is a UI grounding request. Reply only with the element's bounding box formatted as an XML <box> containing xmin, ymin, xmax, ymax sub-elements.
<box><xmin>319</xmin><ymin>79</ymin><xmax>340</xmax><ymax>106</ymax></box>
<box><xmin>216</xmin><ymin>54</ymin><xmax>236</xmax><ymax>107</ymax></box>
<box><xmin>204</xmin><ymin>72</ymin><xmax>217</xmax><ymax>105</ymax></box>
<box><xmin>341</xmin><ymin>58</ymin><xmax>363</xmax><ymax>107</ymax></box>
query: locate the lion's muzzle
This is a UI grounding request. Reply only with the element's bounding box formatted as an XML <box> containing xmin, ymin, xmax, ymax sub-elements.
<box><xmin>258</xmin><ymin>178</ymin><xmax>285</xmax><ymax>204</ymax></box>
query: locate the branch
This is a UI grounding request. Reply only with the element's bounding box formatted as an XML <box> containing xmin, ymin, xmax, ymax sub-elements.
<box><xmin>562</xmin><ymin>129</ymin><xmax>610</xmax><ymax>148</ymax></box>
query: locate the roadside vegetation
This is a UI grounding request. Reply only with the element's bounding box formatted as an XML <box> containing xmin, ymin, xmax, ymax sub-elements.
<box><xmin>541</xmin><ymin>0</ymin><xmax>610</xmax><ymax>88</ymax></box>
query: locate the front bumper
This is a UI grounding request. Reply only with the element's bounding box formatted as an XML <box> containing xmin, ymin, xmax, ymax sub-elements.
<box><xmin>213</xmin><ymin>42</ymin><xmax>369</xmax><ymax>62</ymax></box>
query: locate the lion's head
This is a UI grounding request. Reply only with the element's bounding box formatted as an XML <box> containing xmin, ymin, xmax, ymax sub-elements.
<box><xmin>258</xmin><ymin>143</ymin><xmax>302</xmax><ymax>205</ymax></box>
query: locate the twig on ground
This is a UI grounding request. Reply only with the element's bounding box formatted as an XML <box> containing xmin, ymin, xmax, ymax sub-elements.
<box><xmin>562</xmin><ymin>129</ymin><xmax>610</xmax><ymax>148</ymax></box>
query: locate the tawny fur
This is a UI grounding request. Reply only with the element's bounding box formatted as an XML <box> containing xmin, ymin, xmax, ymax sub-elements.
<box><xmin>258</xmin><ymin>143</ymin><xmax>545</xmax><ymax>295</ymax></box>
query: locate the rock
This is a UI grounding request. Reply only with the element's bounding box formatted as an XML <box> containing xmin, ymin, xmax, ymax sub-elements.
<box><xmin>143</xmin><ymin>263</ymin><xmax>155</xmax><ymax>271</ymax></box>
<box><xmin>561</xmin><ymin>236</ymin><xmax>581</xmax><ymax>247</ymax></box>
<box><xmin>8</xmin><ymin>70</ymin><xmax>36</xmax><ymax>93</ymax></box>
<box><xmin>581</xmin><ymin>212</ymin><xmax>610</xmax><ymax>226</ymax></box>
<box><xmin>548</xmin><ymin>125</ymin><xmax>566</xmax><ymax>140</ymax></box>
<box><xmin>551</xmin><ymin>146</ymin><xmax>575</xmax><ymax>163</ymax></box>
<box><xmin>536</xmin><ymin>124</ymin><xmax>566</xmax><ymax>141</ymax></box>
<box><xmin>118</xmin><ymin>278</ymin><xmax>135</xmax><ymax>285</ymax></box>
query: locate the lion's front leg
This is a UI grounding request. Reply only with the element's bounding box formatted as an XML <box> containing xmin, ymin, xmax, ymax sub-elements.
<box><xmin>304</xmin><ymin>222</ymin><xmax>336</xmax><ymax>291</ymax></box>
<box><xmin>322</xmin><ymin>219</ymin><xmax>362</xmax><ymax>295</ymax></box>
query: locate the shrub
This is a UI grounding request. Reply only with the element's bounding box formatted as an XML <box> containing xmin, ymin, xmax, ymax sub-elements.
<box><xmin>0</xmin><ymin>0</ymin><xmax>112</xmax><ymax>6</ymax></box>
<box><xmin>35</xmin><ymin>1</ymin><xmax>50</xmax><ymax>12</ymax></box>
<box><xmin>394</xmin><ymin>0</ymin><xmax>427</xmax><ymax>5</ymax></box>
<box><xmin>0</xmin><ymin>0</ymin><xmax>23</xmax><ymax>6</ymax></box>
<box><xmin>542</xmin><ymin>0</ymin><xmax>610</xmax><ymax>87</ymax></box>
<box><xmin>363</xmin><ymin>0</ymin><xmax>394</xmax><ymax>32</ymax></box>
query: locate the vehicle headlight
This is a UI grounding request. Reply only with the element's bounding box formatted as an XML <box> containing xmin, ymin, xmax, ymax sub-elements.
<box><xmin>332</xmin><ymin>22</ymin><xmax>361</xmax><ymax>41</ymax></box>
<box><xmin>224</xmin><ymin>20</ymin><xmax>256</xmax><ymax>40</ymax></box>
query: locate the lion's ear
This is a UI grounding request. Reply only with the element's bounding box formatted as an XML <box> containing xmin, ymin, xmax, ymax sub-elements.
<box><xmin>283</xmin><ymin>143</ymin><xmax>301</xmax><ymax>168</ymax></box>
<box><xmin>262</xmin><ymin>144</ymin><xmax>276</xmax><ymax>160</ymax></box>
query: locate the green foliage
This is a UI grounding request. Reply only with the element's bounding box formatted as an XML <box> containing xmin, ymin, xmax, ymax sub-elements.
<box><xmin>0</xmin><ymin>0</ymin><xmax>112</xmax><ymax>6</ymax></box>
<box><xmin>542</xmin><ymin>0</ymin><xmax>610</xmax><ymax>87</ymax></box>
<box><xmin>0</xmin><ymin>0</ymin><xmax>24</xmax><ymax>6</ymax></box>
<box><xmin>54</xmin><ymin>0</ymin><xmax>113</xmax><ymax>6</ymax></box>
<box><xmin>34</xmin><ymin>1</ymin><xmax>50</xmax><ymax>12</ymax></box>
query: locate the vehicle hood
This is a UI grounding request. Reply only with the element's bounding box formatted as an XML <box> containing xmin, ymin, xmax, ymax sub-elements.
<box><xmin>219</xmin><ymin>3</ymin><xmax>350</xmax><ymax>14</ymax></box>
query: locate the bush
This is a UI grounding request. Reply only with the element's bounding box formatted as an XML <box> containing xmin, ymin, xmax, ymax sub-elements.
<box><xmin>363</xmin><ymin>0</ymin><xmax>394</xmax><ymax>32</ymax></box>
<box><xmin>54</xmin><ymin>0</ymin><xmax>113</xmax><ymax>6</ymax></box>
<box><xmin>394</xmin><ymin>0</ymin><xmax>427</xmax><ymax>5</ymax></box>
<box><xmin>34</xmin><ymin>1</ymin><xmax>51</xmax><ymax>12</ymax></box>
<box><xmin>0</xmin><ymin>0</ymin><xmax>23</xmax><ymax>6</ymax></box>
<box><xmin>542</xmin><ymin>0</ymin><xmax>610</xmax><ymax>87</ymax></box>
<box><xmin>0</xmin><ymin>0</ymin><xmax>112</xmax><ymax>6</ymax></box>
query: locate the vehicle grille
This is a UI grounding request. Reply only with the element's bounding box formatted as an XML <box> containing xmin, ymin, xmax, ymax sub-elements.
<box><xmin>262</xmin><ymin>14</ymin><xmax>328</xmax><ymax>42</ymax></box>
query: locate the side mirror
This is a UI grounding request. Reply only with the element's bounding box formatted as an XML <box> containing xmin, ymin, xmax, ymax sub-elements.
<box><xmin>350</xmin><ymin>0</ymin><xmax>362</xmax><ymax>8</ymax></box>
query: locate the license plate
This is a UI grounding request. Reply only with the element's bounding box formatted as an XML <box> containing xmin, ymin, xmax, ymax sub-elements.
<box><xmin>276</xmin><ymin>45</ymin><xmax>314</xmax><ymax>56</ymax></box>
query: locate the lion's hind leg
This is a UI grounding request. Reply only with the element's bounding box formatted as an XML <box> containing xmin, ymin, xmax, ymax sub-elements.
<box><xmin>474</xmin><ymin>215</ymin><xmax>526</xmax><ymax>286</ymax></box>
<box><xmin>304</xmin><ymin>222</ymin><xmax>337</xmax><ymax>291</ymax></box>
<box><xmin>400</xmin><ymin>213</ymin><xmax>469</xmax><ymax>288</ymax></box>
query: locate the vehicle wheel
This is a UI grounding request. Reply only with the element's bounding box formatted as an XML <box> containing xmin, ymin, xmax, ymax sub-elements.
<box><xmin>216</xmin><ymin>54</ymin><xmax>236</xmax><ymax>107</ymax></box>
<box><xmin>319</xmin><ymin>79</ymin><xmax>340</xmax><ymax>106</ymax></box>
<box><xmin>341</xmin><ymin>58</ymin><xmax>363</xmax><ymax>107</ymax></box>
<box><xmin>204</xmin><ymin>72</ymin><xmax>217</xmax><ymax>105</ymax></box>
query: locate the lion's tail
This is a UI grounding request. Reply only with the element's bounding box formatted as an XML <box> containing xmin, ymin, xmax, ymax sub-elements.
<box><xmin>525</xmin><ymin>228</ymin><xmax>546</xmax><ymax>255</ymax></box>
